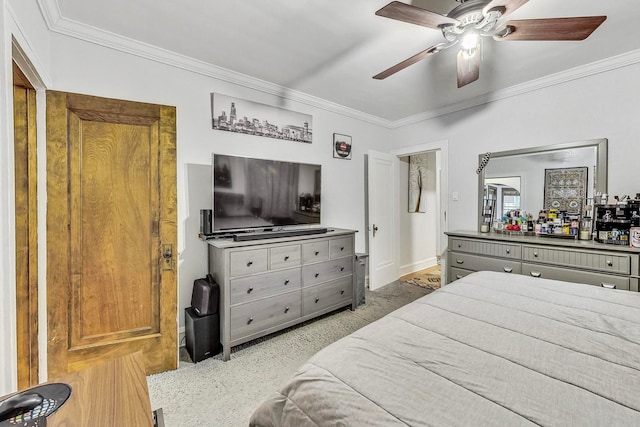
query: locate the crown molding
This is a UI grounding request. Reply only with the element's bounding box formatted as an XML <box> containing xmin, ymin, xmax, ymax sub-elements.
<box><xmin>35</xmin><ymin>0</ymin><xmax>394</xmax><ymax>128</ymax></box>
<box><xmin>392</xmin><ymin>48</ymin><xmax>640</xmax><ymax>128</ymax></box>
<box><xmin>36</xmin><ymin>0</ymin><xmax>640</xmax><ymax>130</ymax></box>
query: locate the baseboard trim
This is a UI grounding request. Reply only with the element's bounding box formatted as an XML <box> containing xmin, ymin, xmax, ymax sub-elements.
<box><xmin>399</xmin><ymin>257</ymin><xmax>438</xmax><ymax>277</ymax></box>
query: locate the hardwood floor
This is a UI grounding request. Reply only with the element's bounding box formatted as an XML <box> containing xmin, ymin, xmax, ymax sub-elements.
<box><xmin>399</xmin><ymin>265</ymin><xmax>441</xmax><ymax>282</ymax></box>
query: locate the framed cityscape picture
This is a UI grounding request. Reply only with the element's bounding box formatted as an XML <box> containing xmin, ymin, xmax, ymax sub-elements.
<box><xmin>211</xmin><ymin>93</ymin><xmax>312</xmax><ymax>143</ymax></box>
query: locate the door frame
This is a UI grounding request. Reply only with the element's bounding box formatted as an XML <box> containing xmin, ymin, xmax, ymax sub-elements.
<box><xmin>7</xmin><ymin>36</ymin><xmax>50</xmax><ymax>391</ymax></box>
<box><xmin>390</xmin><ymin>140</ymin><xmax>449</xmax><ymax>283</ymax></box>
<box><xmin>366</xmin><ymin>141</ymin><xmax>449</xmax><ymax>290</ymax></box>
<box><xmin>13</xmin><ymin>61</ymin><xmax>39</xmax><ymax>389</ymax></box>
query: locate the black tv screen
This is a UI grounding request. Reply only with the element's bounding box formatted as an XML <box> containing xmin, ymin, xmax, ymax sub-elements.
<box><xmin>212</xmin><ymin>154</ymin><xmax>321</xmax><ymax>232</ymax></box>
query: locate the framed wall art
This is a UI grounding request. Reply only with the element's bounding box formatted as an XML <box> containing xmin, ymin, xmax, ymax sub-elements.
<box><xmin>544</xmin><ymin>166</ymin><xmax>588</xmax><ymax>212</ymax></box>
<box><xmin>333</xmin><ymin>133</ymin><xmax>352</xmax><ymax>160</ymax></box>
<box><xmin>211</xmin><ymin>93</ymin><xmax>312</xmax><ymax>143</ymax></box>
<box><xmin>409</xmin><ymin>154</ymin><xmax>427</xmax><ymax>213</ymax></box>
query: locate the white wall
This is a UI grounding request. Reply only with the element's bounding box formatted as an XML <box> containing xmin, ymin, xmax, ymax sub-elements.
<box><xmin>398</xmin><ymin>153</ymin><xmax>438</xmax><ymax>275</ymax></box>
<box><xmin>29</xmin><ymin>33</ymin><xmax>391</xmax><ymax>339</ymax></box>
<box><xmin>393</xmin><ymin>59</ymin><xmax>640</xmax><ymax>233</ymax></box>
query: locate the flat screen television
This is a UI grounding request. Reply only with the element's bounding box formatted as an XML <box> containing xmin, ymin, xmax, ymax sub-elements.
<box><xmin>212</xmin><ymin>154</ymin><xmax>321</xmax><ymax>232</ymax></box>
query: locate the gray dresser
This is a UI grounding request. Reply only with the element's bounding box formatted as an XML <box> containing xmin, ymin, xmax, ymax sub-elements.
<box><xmin>208</xmin><ymin>228</ymin><xmax>356</xmax><ymax>360</ymax></box>
<box><xmin>447</xmin><ymin>231</ymin><xmax>640</xmax><ymax>292</ymax></box>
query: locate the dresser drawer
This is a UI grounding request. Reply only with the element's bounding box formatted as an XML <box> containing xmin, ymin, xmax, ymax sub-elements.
<box><xmin>522</xmin><ymin>262</ymin><xmax>630</xmax><ymax>291</ymax></box>
<box><xmin>269</xmin><ymin>245</ymin><xmax>301</xmax><ymax>270</ymax></box>
<box><xmin>230</xmin><ymin>267</ymin><xmax>301</xmax><ymax>305</ymax></box>
<box><xmin>329</xmin><ymin>237</ymin><xmax>353</xmax><ymax>259</ymax></box>
<box><xmin>449</xmin><ymin>252</ymin><xmax>521</xmax><ymax>274</ymax></box>
<box><xmin>230</xmin><ymin>291</ymin><xmax>302</xmax><ymax>341</ymax></box>
<box><xmin>450</xmin><ymin>238</ymin><xmax>521</xmax><ymax>260</ymax></box>
<box><xmin>302</xmin><ymin>240</ymin><xmax>329</xmax><ymax>263</ymax></box>
<box><xmin>303</xmin><ymin>276</ymin><xmax>352</xmax><ymax>315</ymax></box>
<box><xmin>449</xmin><ymin>267</ymin><xmax>474</xmax><ymax>283</ymax></box>
<box><xmin>229</xmin><ymin>248</ymin><xmax>268</xmax><ymax>277</ymax></box>
<box><xmin>522</xmin><ymin>245</ymin><xmax>630</xmax><ymax>275</ymax></box>
<box><xmin>302</xmin><ymin>256</ymin><xmax>353</xmax><ymax>286</ymax></box>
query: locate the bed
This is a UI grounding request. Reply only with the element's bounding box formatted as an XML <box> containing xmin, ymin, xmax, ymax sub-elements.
<box><xmin>249</xmin><ymin>271</ymin><xmax>640</xmax><ymax>426</ymax></box>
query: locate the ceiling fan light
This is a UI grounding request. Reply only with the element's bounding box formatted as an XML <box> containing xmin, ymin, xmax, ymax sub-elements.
<box><xmin>461</xmin><ymin>32</ymin><xmax>479</xmax><ymax>50</ymax></box>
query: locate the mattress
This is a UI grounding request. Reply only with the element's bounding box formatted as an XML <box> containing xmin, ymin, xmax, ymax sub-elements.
<box><xmin>249</xmin><ymin>271</ymin><xmax>640</xmax><ymax>426</ymax></box>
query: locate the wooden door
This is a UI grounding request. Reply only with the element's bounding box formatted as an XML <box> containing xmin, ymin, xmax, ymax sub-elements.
<box><xmin>46</xmin><ymin>91</ymin><xmax>177</xmax><ymax>378</ymax></box>
<box><xmin>13</xmin><ymin>62</ymin><xmax>39</xmax><ymax>388</ymax></box>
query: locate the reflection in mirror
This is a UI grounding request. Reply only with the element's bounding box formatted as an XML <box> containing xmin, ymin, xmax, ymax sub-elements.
<box><xmin>484</xmin><ymin>177</ymin><xmax>521</xmax><ymax>221</ymax></box>
<box><xmin>478</xmin><ymin>138</ymin><xmax>608</xmax><ymax>231</ymax></box>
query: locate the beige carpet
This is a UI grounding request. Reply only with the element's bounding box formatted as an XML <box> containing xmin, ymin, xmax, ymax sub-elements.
<box><xmin>147</xmin><ymin>280</ymin><xmax>433</xmax><ymax>427</ymax></box>
<box><xmin>399</xmin><ymin>266</ymin><xmax>441</xmax><ymax>290</ymax></box>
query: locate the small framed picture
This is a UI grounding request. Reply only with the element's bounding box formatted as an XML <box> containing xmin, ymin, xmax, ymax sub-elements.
<box><xmin>333</xmin><ymin>133</ymin><xmax>352</xmax><ymax>160</ymax></box>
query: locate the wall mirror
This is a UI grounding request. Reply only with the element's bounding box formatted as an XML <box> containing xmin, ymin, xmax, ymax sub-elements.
<box><xmin>477</xmin><ymin>138</ymin><xmax>608</xmax><ymax>230</ymax></box>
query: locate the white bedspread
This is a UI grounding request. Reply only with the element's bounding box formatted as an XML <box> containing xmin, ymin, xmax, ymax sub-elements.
<box><xmin>249</xmin><ymin>271</ymin><xmax>640</xmax><ymax>426</ymax></box>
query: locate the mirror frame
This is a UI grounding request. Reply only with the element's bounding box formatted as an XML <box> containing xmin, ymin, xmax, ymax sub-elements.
<box><xmin>477</xmin><ymin>138</ymin><xmax>608</xmax><ymax>231</ymax></box>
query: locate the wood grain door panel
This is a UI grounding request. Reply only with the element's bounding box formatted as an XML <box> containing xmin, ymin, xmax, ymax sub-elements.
<box><xmin>47</xmin><ymin>91</ymin><xmax>177</xmax><ymax>377</ymax></box>
<box><xmin>69</xmin><ymin>118</ymin><xmax>159</xmax><ymax>347</ymax></box>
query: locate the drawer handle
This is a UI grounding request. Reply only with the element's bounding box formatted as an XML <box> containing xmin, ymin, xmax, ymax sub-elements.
<box><xmin>340</xmin><ymin>289</ymin><xmax>345</xmax><ymax>295</ymax></box>
<box><xmin>284</xmin><ymin>256</ymin><xmax>290</xmax><ymax>261</ymax></box>
<box><xmin>506</xmin><ymin>249</ymin><xmax>510</xmax><ymax>254</ymax></box>
<box><xmin>456</xmin><ymin>259</ymin><xmax>464</xmax><ymax>265</ymax></box>
<box><xmin>340</xmin><ymin>246</ymin><xmax>345</xmax><ymax>251</ymax></box>
<box><xmin>315</xmin><ymin>273</ymin><xmax>320</xmax><ymax>278</ymax></box>
<box><xmin>284</xmin><ymin>306</ymin><xmax>290</xmax><ymax>313</ymax></box>
<box><xmin>247</xmin><ymin>317</ymin><xmax>254</xmax><ymax>325</ymax></box>
<box><xmin>315</xmin><ymin>251</ymin><xmax>319</xmax><ymax>256</ymax></box>
<box><xmin>606</xmin><ymin>260</ymin><xmax>613</xmax><ymax>267</ymax></box>
<box><xmin>340</xmin><ymin>267</ymin><xmax>345</xmax><ymax>272</ymax></box>
<box><xmin>284</xmin><ymin>279</ymin><xmax>290</xmax><ymax>285</ymax></box>
<box><xmin>458</xmin><ymin>244</ymin><xmax>462</xmax><ymax>248</ymax></box>
<box><xmin>530</xmin><ymin>271</ymin><xmax>542</xmax><ymax>278</ymax></box>
<box><xmin>503</xmin><ymin>267</ymin><xmax>513</xmax><ymax>273</ymax></box>
<box><xmin>315</xmin><ymin>297</ymin><xmax>320</xmax><ymax>303</ymax></box>
<box><xmin>247</xmin><ymin>287</ymin><xmax>254</xmax><ymax>294</ymax></box>
<box><xmin>601</xmin><ymin>283</ymin><xmax>616</xmax><ymax>289</ymax></box>
<box><xmin>534</xmin><ymin>252</ymin><xmax>538</xmax><ymax>258</ymax></box>
<box><xmin>456</xmin><ymin>275</ymin><xmax>462</xmax><ymax>279</ymax></box>
<box><xmin>246</xmin><ymin>261</ymin><xmax>253</xmax><ymax>267</ymax></box>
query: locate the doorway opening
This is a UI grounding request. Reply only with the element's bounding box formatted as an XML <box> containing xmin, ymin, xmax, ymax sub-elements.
<box><xmin>397</xmin><ymin>152</ymin><xmax>440</xmax><ymax>280</ymax></box>
<box><xmin>367</xmin><ymin>141</ymin><xmax>448</xmax><ymax>291</ymax></box>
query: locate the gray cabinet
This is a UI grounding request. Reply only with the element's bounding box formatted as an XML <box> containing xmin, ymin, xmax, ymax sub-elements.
<box><xmin>447</xmin><ymin>231</ymin><xmax>640</xmax><ymax>292</ymax></box>
<box><xmin>208</xmin><ymin>228</ymin><xmax>356</xmax><ymax>361</ymax></box>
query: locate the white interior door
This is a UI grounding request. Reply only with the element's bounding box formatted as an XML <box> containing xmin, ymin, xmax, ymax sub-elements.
<box><xmin>367</xmin><ymin>150</ymin><xmax>398</xmax><ymax>290</ymax></box>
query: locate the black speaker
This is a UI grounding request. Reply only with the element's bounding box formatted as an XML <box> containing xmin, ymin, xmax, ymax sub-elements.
<box><xmin>191</xmin><ymin>274</ymin><xmax>219</xmax><ymax>316</ymax></box>
<box><xmin>185</xmin><ymin>307</ymin><xmax>221</xmax><ymax>363</ymax></box>
<box><xmin>200</xmin><ymin>209</ymin><xmax>213</xmax><ymax>235</ymax></box>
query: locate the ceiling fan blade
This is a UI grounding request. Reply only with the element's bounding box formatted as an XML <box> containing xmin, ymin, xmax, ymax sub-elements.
<box><xmin>495</xmin><ymin>16</ymin><xmax>607</xmax><ymax>41</ymax></box>
<box><xmin>457</xmin><ymin>44</ymin><xmax>481</xmax><ymax>88</ymax></box>
<box><xmin>483</xmin><ymin>0</ymin><xmax>529</xmax><ymax>19</ymax></box>
<box><xmin>373</xmin><ymin>44</ymin><xmax>446</xmax><ymax>80</ymax></box>
<box><xmin>375</xmin><ymin>1</ymin><xmax>458</xmax><ymax>30</ymax></box>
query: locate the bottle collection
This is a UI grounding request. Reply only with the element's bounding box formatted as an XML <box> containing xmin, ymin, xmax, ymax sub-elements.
<box><xmin>593</xmin><ymin>195</ymin><xmax>640</xmax><ymax>246</ymax></box>
<box><xmin>493</xmin><ymin>209</ymin><xmax>581</xmax><ymax>237</ymax></box>
<box><xmin>490</xmin><ymin>193</ymin><xmax>640</xmax><ymax>247</ymax></box>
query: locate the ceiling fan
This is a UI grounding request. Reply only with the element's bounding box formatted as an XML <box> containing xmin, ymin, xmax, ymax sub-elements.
<box><xmin>373</xmin><ymin>0</ymin><xmax>607</xmax><ymax>87</ymax></box>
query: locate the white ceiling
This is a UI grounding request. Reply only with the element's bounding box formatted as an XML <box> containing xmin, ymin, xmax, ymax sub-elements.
<box><xmin>51</xmin><ymin>0</ymin><xmax>640</xmax><ymax>122</ymax></box>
